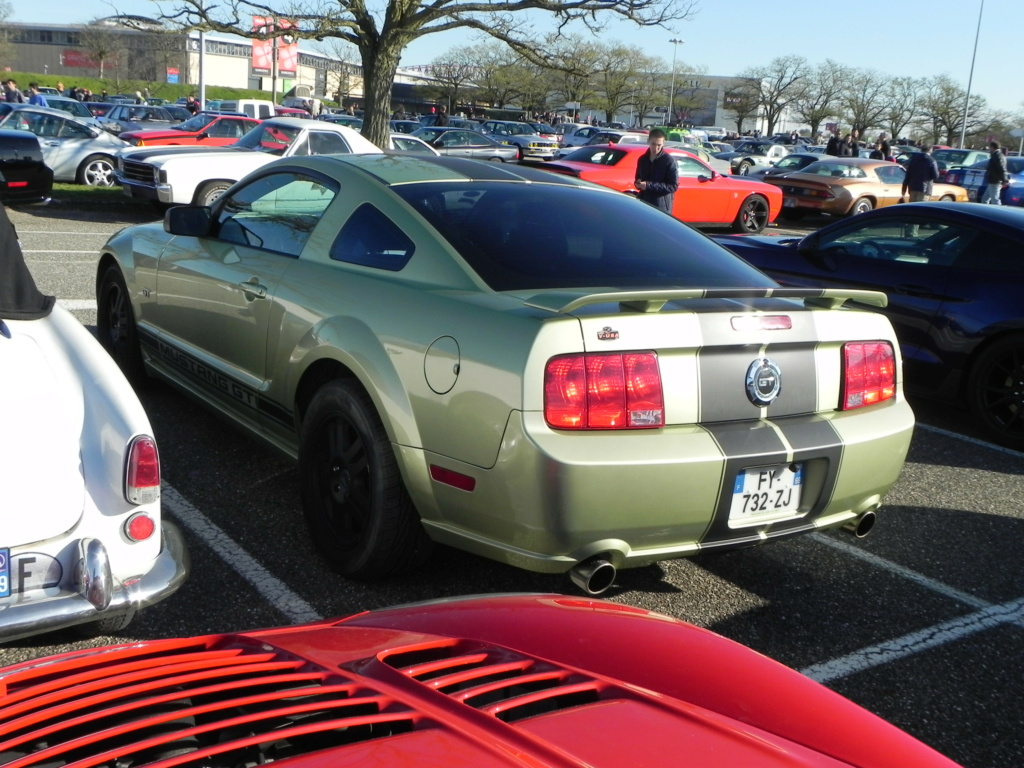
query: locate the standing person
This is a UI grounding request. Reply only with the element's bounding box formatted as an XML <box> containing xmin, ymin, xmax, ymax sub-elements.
<box><xmin>869</xmin><ymin>142</ymin><xmax>885</xmax><ymax>160</ymax></box>
<box><xmin>877</xmin><ymin>132</ymin><xmax>891</xmax><ymax>160</ymax></box>
<box><xmin>3</xmin><ymin>79</ymin><xmax>25</xmax><ymax>103</ymax></box>
<box><xmin>26</xmin><ymin>83</ymin><xmax>48</xmax><ymax>107</ymax></box>
<box><xmin>435</xmin><ymin>104</ymin><xmax>449</xmax><ymax>126</ymax></box>
<box><xmin>901</xmin><ymin>144</ymin><xmax>939</xmax><ymax>202</ymax></box>
<box><xmin>634</xmin><ymin>128</ymin><xmax>679</xmax><ymax>213</ymax></box>
<box><xmin>55</xmin><ymin>81</ymin><xmax>65</xmax><ymax>96</ymax></box>
<box><xmin>825</xmin><ymin>132</ymin><xmax>840</xmax><ymax>156</ymax></box>
<box><xmin>981</xmin><ymin>140</ymin><xmax>1008</xmax><ymax>205</ymax></box>
<box><xmin>185</xmin><ymin>95</ymin><xmax>199</xmax><ymax>115</ymax></box>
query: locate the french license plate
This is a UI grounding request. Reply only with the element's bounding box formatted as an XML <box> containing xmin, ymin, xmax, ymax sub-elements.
<box><xmin>730</xmin><ymin>463</ymin><xmax>803</xmax><ymax>525</ymax></box>
<box><xmin>0</xmin><ymin>548</ymin><xmax>9</xmax><ymax>598</ymax></box>
<box><xmin>783</xmin><ymin>198</ymin><xmax>797</xmax><ymax>207</ymax></box>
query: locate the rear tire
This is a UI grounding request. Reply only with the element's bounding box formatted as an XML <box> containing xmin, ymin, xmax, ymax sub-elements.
<box><xmin>97</xmin><ymin>265</ymin><xmax>147</xmax><ymax>385</ymax></box>
<box><xmin>299</xmin><ymin>380</ymin><xmax>432</xmax><ymax>579</ymax></box>
<box><xmin>732</xmin><ymin>195</ymin><xmax>770</xmax><ymax>233</ymax></box>
<box><xmin>195</xmin><ymin>180</ymin><xmax>232</xmax><ymax>207</ymax></box>
<box><xmin>76</xmin><ymin>612</ymin><xmax>134</xmax><ymax>637</ymax></box>
<box><xmin>967</xmin><ymin>334</ymin><xmax>1024</xmax><ymax>450</ymax></box>
<box><xmin>849</xmin><ymin>198</ymin><xmax>874</xmax><ymax>216</ymax></box>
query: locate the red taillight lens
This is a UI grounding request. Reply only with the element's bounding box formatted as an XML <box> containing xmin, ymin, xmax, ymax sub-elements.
<box><xmin>125</xmin><ymin>435</ymin><xmax>160</xmax><ymax>505</ymax></box>
<box><xmin>125</xmin><ymin>512</ymin><xmax>156</xmax><ymax>542</ymax></box>
<box><xmin>545</xmin><ymin>352</ymin><xmax>664</xmax><ymax>429</ymax></box>
<box><xmin>841</xmin><ymin>342</ymin><xmax>896</xmax><ymax>409</ymax></box>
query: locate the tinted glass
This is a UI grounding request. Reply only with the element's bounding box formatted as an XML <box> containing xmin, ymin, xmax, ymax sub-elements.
<box><xmin>559</xmin><ymin>146</ymin><xmax>629</xmax><ymax>165</ymax></box>
<box><xmin>216</xmin><ymin>172</ymin><xmax>336</xmax><ymax>256</ymax></box>
<box><xmin>331</xmin><ymin>204</ymin><xmax>415</xmax><ymax>270</ymax></box>
<box><xmin>395</xmin><ymin>183</ymin><xmax>774</xmax><ymax>291</ymax></box>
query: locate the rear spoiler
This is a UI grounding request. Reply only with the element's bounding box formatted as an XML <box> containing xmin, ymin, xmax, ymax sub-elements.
<box><xmin>524</xmin><ymin>287</ymin><xmax>888</xmax><ymax>314</ymax></box>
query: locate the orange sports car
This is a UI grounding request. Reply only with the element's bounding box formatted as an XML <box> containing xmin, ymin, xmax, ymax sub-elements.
<box><xmin>541</xmin><ymin>144</ymin><xmax>781</xmax><ymax>233</ymax></box>
<box><xmin>766</xmin><ymin>157</ymin><xmax>969</xmax><ymax>220</ymax></box>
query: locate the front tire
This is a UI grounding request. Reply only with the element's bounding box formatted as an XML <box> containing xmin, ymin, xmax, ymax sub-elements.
<box><xmin>97</xmin><ymin>265</ymin><xmax>146</xmax><ymax>385</ymax></box>
<box><xmin>78</xmin><ymin>154</ymin><xmax>116</xmax><ymax>187</ymax></box>
<box><xmin>967</xmin><ymin>334</ymin><xmax>1024</xmax><ymax>450</ymax></box>
<box><xmin>737</xmin><ymin>160</ymin><xmax>753</xmax><ymax>175</ymax></box>
<box><xmin>195</xmin><ymin>180</ymin><xmax>232</xmax><ymax>207</ymax></box>
<box><xmin>732</xmin><ymin>195</ymin><xmax>770</xmax><ymax>233</ymax></box>
<box><xmin>299</xmin><ymin>380</ymin><xmax>432</xmax><ymax>579</ymax></box>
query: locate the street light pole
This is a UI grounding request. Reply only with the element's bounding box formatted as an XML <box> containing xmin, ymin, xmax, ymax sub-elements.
<box><xmin>667</xmin><ymin>38</ymin><xmax>684</xmax><ymax>125</ymax></box>
<box><xmin>958</xmin><ymin>0</ymin><xmax>985</xmax><ymax>149</ymax></box>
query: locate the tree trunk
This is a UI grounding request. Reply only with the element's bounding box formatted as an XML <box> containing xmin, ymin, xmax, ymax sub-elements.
<box><xmin>359</xmin><ymin>39</ymin><xmax>401</xmax><ymax>150</ymax></box>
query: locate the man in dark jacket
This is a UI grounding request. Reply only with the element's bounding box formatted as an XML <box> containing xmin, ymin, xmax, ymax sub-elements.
<box><xmin>901</xmin><ymin>145</ymin><xmax>939</xmax><ymax>202</ymax></box>
<box><xmin>634</xmin><ymin>128</ymin><xmax>679</xmax><ymax>213</ymax></box>
<box><xmin>981</xmin><ymin>141</ymin><xmax>1008</xmax><ymax>205</ymax></box>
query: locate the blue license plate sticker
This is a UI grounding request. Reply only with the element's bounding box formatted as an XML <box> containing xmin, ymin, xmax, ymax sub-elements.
<box><xmin>730</xmin><ymin>463</ymin><xmax>804</xmax><ymax>526</ymax></box>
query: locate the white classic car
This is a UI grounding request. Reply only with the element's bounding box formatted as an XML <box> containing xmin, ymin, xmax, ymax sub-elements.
<box><xmin>0</xmin><ymin>205</ymin><xmax>188</xmax><ymax>642</ymax></box>
<box><xmin>115</xmin><ymin>116</ymin><xmax>383</xmax><ymax>207</ymax></box>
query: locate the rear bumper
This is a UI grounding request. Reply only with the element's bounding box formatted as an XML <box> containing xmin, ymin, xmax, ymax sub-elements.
<box><xmin>0</xmin><ymin>521</ymin><xmax>190</xmax><ymax>643</ymax></box>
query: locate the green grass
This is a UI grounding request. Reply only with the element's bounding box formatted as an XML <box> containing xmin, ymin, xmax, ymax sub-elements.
<box><xmin>47</xmin><ymin>183</ymin><xmax>143</xmax><ymax>211</ymax></box>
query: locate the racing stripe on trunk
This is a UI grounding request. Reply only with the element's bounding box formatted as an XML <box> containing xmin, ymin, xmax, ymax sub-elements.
<box><xmin>700</xmin><ymin>416</ymin><xmax>844</xmax><ymax>549</ymax></box>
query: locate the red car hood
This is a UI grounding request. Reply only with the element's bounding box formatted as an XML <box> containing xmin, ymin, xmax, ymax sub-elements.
<box><xmin>0</xmin><ymin>595</ymin><xmax>959</xmax><ymax>768</ymax></box>
<box><xmin>119</xmin><ymin>128</ymin><xmax>194</xmax><ymax>141</ymax></box>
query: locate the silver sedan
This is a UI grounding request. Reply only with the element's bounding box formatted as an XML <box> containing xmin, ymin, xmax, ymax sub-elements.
<box><xmin>0</xmin><ymin>104</ymin><xmax>128</xmax><ymax>186</ymax></box>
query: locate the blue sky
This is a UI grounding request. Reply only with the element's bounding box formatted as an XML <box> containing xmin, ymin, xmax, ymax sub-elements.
<box><xmin>10</xmin><ymin>0</ymin><xmax>1023</xmax><ymax>116</ymax></box>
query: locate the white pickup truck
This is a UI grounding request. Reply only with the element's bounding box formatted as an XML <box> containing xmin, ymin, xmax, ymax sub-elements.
<box><xmin>115</xmin><ymin>117</ymin><xmax>382</xmax><ymax>206</ymax></box>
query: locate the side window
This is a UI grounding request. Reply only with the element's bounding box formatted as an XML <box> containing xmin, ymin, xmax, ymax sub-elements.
<box><xmin>58</xmin><ymin>119</ymin><xmax>92</xmax><ymax>139</ymax></box>
<box><xmin>216</xmin><ymin>172</ymin><xmax>336</xmax><ymax>257</ymax></box>
<box><xmin>875</xmin><ymin>165</ymin><xmax>904</xmax><ymax>184</ymax></box>
<box><xmin>330</xmin><ymin>204</ymin><xmax>415</xmax><ymax>271</ymax></box>
<box><xmin>675</xmin><ymin>156</ymin><xmax>709</xmax><ymax>178</ymax></box>
<box><xmin>952</xmin><ymin>231</ymin><xmax>1024</xmax><ymax>272</ymax></box>
<box><xmin>304</xmin><ymin>131</ymin><xmax>352</xmax><ymax>155</ymax></box>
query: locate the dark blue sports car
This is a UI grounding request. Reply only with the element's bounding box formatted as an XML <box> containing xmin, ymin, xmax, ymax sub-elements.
<box><xmin>714</xmin><ymin>202</ymin><xmax>1024</xmax><ymax>449</ymax></box>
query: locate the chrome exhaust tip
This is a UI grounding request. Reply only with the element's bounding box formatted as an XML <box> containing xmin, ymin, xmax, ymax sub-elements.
<box><xmin>843</xmin><ymin>510</ymin><xmax>877</xmax><ymax>538</ymax></box>
<box><xmin>569</xmin><ymin>559</ymin><xmax>617</xmax><ymax>595</ymax></box>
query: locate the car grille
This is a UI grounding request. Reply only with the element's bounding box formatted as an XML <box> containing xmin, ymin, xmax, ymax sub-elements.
<box><xmin>378</xmin><ymin>639</ymin><xmax>605</xmax><ymax>723</ymax></box>
<box><xmin>0</xmin><ymin>636</ymin><xmax>416</xmax><ymax>768</ymax></box>
<box><xmin>120</xmin><ymin>160</ymin><xmax>159</xmax><ymax>185</ymax></box>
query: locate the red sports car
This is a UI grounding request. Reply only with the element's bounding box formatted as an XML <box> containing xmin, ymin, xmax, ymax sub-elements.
<box><xmin>118</xmin><ymin>113</ymin><xmax>260</xmax><ymax>147</ymax></box>
<box><xmin>542</xmin><ymin>143</ymin><xmax>782</xmax><ymax>233</ymax></box>
<box><xmin>0</xmin><ymin>595</ymin><xmax>960</xmax><ymax>768</ymax></box>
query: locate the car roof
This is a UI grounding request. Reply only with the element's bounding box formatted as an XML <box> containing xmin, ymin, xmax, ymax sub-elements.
<box><xmin>867</xmin><ymin>201</ymin><xmax>1024</xmax><ymax>228</ymax></box>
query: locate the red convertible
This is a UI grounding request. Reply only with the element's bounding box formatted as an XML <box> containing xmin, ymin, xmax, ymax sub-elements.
<box><xmin>118</xmin><ymin>113</ymin><xmax>260</xmax><ymax>147</ymax></box>
<box><xmin>542</xmin><ymin>143</ymin><xmax>782</xmax><ymax>233</ymax></box>
<box><xmin>0</xmin><ymin>595</ymin><xmax>959</xmax><ymax>768</ymax></box>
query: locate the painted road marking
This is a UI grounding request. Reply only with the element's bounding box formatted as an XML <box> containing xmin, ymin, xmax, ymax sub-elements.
<box><xmin>162</xmin><ymin>484</ymin><xmax>322</xmax><ymax>625</ymax></box>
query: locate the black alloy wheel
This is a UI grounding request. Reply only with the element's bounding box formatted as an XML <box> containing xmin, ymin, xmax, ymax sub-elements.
<box><xmin>967</xmin><ymin>335</ymin><xmax>1024</xmax><ymax>450</ymax></box>
<box><xmin>97</xmin><ymin>265</ymin><xmax>147</xmax><ymax>385</ymax></box>
<box><xmin>733</xmin><ymin>195</ymin><xmax>770</xmax><ymax>234</ymax></box>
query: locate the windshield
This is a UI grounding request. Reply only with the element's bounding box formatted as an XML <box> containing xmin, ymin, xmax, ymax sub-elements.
<box><xmin>233</xmin><ymin>122</ymin><xmax>301</xmax><ymax>154</ymax></box>
<box><xmin>175</xmin><ymin>114</ymin><xmax>217</xmax><ymax>132</ymax></box>
<box><xmin>394</xmin><ymin>182</ymin><xmax>774</xmax><ymax>292</ymax></box>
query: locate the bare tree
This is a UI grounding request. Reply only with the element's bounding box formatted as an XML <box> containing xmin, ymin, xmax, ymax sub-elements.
<box><xmin>722</xmin><ymin>78</ymin><xmax>760</xmax><ymax>135</ymax></box>
<box><xmin>919</xmin><ymin>74</ymin><xmax>988</xmax><ymax>146</ymax></box>
<box><xmin>738</xmin><ymin>55</ymin><xmax>809</xmax><ymax>136</ymax></box>
<box><xmin>592</xmin><ymin>45</ymin><xmax>664</xmax><ymax>124</ymax></box>
<box><xmin>792</xmin><ymin>59</ymin><xmax>846</xmax><ymax>140</ymax></box>
<box><xmin>0</xmin><ymin>0</ymin><xmax>15</xmax><ymax>69</ymax></box>
<box><xmin>839</xmin><ymin>68</ymin><xmax>889</xmax><ymax>137</ymax></box>
<box><xmin>312</xmin><ymin>36</ymin><xmax>361</xmax><ymax>106</ymax></box>
<box><xmin>545</xmin><ymin>34</ymin><xmax>605</xmax><ymax>121</ymax></box>
<box><xmin>154</xmin><ymin>0</ymin><xmax>698</xmax><ymax>148</ymax></box>
<box><xmin>466</xmin><ymin>42</ymin><xmax>523</xmax><ymax>110</ymax></box>
<box><xmin>78</xmin><ymin>21</ymin><xmax>127</xmax><ymax>81</ymax></box>
<box><xmin>881</xmin><ymin>77</ymin><xmax>922</xmax><ymax>142</ymax></box>
<box><xmin>423</xmin><ymin>49</ymin><xmax>478</xmax><ymax>113</ymax></box>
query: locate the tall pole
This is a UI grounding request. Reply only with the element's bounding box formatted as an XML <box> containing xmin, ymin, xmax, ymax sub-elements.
<box><xmin>667</xmin><ymin>38</ymin><xmax>683</xmax><ymax>125</ymax></box>
<box><xmin>959</xmin><ymin>0</ymin><xmax>984</xmax><ymax>149</ymax></box>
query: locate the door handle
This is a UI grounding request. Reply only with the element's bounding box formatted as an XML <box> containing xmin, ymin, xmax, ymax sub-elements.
<box><xmin>239</xmin><ymin>277</ymin><xmax>267</xmax><ymax>300</ymax></box>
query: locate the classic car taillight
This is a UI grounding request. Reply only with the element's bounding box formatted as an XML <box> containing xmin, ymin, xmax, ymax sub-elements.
<box><xmin>125</xmin><ymin>435</ymin><xmax>160</xmax><ymax>504</ymax></box>
<box><xmin>545</xmin><ymin>352</ymin><xmax>664</xmax><ymax>429</ymax></box>
<box><xmin>841</xmin><ymin>342</ymin><xmax>896</xmax><ymax>409</ymax></box>
<box><xmin>124</xmin><ymin>512</ymin><xmax>156</xmax><ymax>542</ymax></box>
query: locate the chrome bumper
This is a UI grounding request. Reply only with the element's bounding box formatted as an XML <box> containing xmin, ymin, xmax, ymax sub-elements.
<box><xmin>0</xmin><ymin>521</ymin><xmax>190</xmax><ymax>643</ymax></box>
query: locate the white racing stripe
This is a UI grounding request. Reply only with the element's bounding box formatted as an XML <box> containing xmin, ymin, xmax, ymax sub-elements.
<box><xmin>162</xmin><ymin>484</ymin><xmax>323</xmax><ymax>625</ymax></box>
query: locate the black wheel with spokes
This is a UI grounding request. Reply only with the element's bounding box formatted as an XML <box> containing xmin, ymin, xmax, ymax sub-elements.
<box><xmin>299</xmin><ymin>380</ymin><xmax>431</xmax><ymax>578</ymax></box>
<box><xmin>732</xmin><ymin>195</ymin><xmax>770</xmax><ymax>233</ymax></box>
<box><xmin>97</xmin><ymin>265</ymin><xmax>147</xmax><ymax>385</ymax></box>
<box><xmin>967</xmin><ymin>334</ymin><xmax>1024</xmax><ymax>450</ymax></box>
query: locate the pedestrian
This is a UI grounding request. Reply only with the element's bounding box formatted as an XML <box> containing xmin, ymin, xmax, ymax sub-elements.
<box><xmin>134</xmin><ymin>90</ymin><xmax>145</xmax><ymax>104</ymax></box>
<box><xmin>435</xmin><ymin>104</ymin><xmax>449</xmax><ymax>127</ymax></box>
<box><xmin>185</xmin><ymin>95</ymin><xmax>198</xmax><ymax>115</ymax></box>
<box><xmin>869</xmin><ymin>142</ymin><xmax>885</xmax><ymax>160</ymax></box>
<box><xmin>901</xmin><ymin>144</ymin><xmax>939</xmax><ymax>203</ymax></box>
<box><xmin>2</xmin><ymin>79</ymin><xmax>25</xmax><ymax>103</ymax></box>
<box><xmin>55</xmin><ymin>81</ymin><xmax>65</xmax><ymax>96</ymax></box>
<box><xmin>27</xmin><ymin>83</ymin><xmax>48</xmax><ymax>107</ymax></box>
<box><xmin>825</xmin><ymin>132</ymin><xmax>840</xmax><ymax>156</ymax></box>
<box><xmin>877</xmin><ymin>133</ymin><xmax>891</xmax><ymax>160</ymax></box>
<box><xmin>634</xmin><ymin>128</ymin><xmax>679</xmax><ymax>213</ymax></box>
<box><xmin>981</xmin><ymin>140</ymin><xmax>1008</xmax><ymax>205</ymax></box>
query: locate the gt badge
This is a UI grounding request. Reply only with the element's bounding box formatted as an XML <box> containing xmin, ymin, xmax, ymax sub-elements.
<box><xmin>597</xmin><ymin>326</ymin><xmax>620</xmax><ymax>341</ymax></box>
<box><xmin>745</xmin><ymin>357</ymin><xmax>782</xmax><ymax>406</ymax></box>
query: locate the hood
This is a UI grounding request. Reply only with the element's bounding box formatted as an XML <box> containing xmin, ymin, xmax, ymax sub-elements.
<box><xmin>120</xmin><ymin>144</ymin><xmax>245</xmax><ymax>162</ymax></box>
<box><xmin>0</xmin><ymin>203</ymin><xmax>53</xmax><ymax>320</ymax></box>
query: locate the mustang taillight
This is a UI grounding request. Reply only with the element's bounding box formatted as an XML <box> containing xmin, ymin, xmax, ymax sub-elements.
<box><xmin>545</xmin><ymin>352</ymin><xmax>664</xmax><ymax>429</ymax></box>
<box><xmin>125</xmin><ymin>435</ymin><xmax>160</xmax><ymax>505</ymax></box>
<box><xmin>841</xmin><ymin>342</ymin><xmax>896</xmax><ymax>409</ymax></box>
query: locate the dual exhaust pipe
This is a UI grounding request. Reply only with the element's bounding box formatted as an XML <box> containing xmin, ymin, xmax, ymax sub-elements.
<box><xmin>568</xmin><ymin>510</ymin><xmax>877</xmax><ymax>595</ymax></box>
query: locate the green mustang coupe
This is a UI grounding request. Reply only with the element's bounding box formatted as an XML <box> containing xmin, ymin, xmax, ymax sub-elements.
<box><xmin>96</xmin><ymin>155</ymin><xmax>914</xmax><ymax>592</ymax></box>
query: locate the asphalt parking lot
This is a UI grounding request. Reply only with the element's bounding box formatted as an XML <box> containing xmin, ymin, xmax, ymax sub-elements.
<box><xmin>3</xmin><ymin>201</ymin><xmax>1023</xmax><ymax>768</ymax></box>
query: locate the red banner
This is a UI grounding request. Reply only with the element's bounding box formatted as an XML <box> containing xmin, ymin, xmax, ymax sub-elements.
<box><xmin>62</xmin><ymin>49</ymin><xmax>113</xmax><ymax>68</ymax></box>
<box><xmin>251</xmin><ymin>16</ymin><xmax>298</xmax><ymax>77</ymax></box>
<box><xmin>277</xmin><ymin>18</ymin><xmax>298</xmax><ymax>77</ymax></box>
<box><xmin>251</xmin><ymin>16</ymin><xmax>273</xmax><ymax>75</ymax></box>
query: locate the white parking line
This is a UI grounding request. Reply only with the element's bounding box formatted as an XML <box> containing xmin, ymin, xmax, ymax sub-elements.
<box><xmin>916</xmin><ymin>422</ymin><xmax>1024</xmax><ymax>458</ymax></box>
<box><xmin>162</xmin><ymin>484</ymin><xmax>323</xmax><ymax>625</ymax></box>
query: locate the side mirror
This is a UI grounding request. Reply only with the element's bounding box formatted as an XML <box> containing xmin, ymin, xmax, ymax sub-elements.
<box><xmin>165</xmin><ymin>205</ymin><xmax>214</xmax><ymax>237</ymax></box>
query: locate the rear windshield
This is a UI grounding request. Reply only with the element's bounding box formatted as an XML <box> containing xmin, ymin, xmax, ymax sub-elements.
<box><xmin>394</xmin><ymin>182</ymin><xmax>775</xmax><ymax>291</ymax></box>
